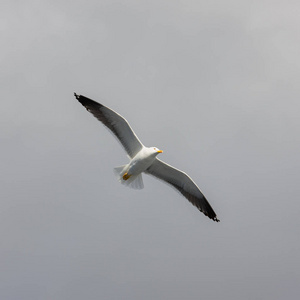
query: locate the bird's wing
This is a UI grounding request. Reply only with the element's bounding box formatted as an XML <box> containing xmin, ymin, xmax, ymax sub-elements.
<box><xmin>146</xmin><ymin>158</ymin><xmax>219</xmax><ymax>222</ymax></box>
<box><xmin>74</xmin><ymin>93</ymin><xmax>143</xmax><ymax>158</ymax></box>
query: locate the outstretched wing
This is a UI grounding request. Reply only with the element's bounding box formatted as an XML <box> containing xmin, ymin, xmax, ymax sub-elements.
<box><xmin>146</xmin><ymin>158</ymin><xmax>219</xmax><ymax>222</ymax></box>
<box><xmin>74</xmin><ymin>93</ymin><xmax>143</xmax><ymax>158</ymax></box>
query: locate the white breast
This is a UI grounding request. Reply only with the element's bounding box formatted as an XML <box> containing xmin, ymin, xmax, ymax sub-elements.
<box><xmin>128</xmin><ymin>147</ymin><xmax>156</xmax><ymax>175</ymax></box>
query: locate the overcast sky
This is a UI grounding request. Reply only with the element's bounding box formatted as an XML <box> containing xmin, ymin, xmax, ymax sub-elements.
<box><xmin>1</xmin><ymin>0</ymin><xmax>300</xmax><ymax>299</ymax></box>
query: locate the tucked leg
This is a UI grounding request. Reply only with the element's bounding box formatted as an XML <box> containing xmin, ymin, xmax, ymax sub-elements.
<box><xmin>122</xmin><ymin>172</ymin><xmax>131</xmax><ymax>180</ymax></box>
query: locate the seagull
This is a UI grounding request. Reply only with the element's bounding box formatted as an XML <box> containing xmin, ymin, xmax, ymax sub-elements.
<box><xmin>74</xmin><ymin>93</ymin><xmax>219</xmax><ymax>222</ymax></box>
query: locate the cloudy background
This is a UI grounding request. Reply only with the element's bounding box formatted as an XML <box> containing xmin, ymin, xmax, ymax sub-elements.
<box><xmin>1</xmin><ymin>0</ymin><xmax>300</xmax><ymax>299</ymax></box>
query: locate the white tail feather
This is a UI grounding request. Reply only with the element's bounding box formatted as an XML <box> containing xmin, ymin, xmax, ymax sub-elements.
<box><xmin>113</xmin><ymin>164</ymin><xmax>127</xmax><ymax>177</ymax></box>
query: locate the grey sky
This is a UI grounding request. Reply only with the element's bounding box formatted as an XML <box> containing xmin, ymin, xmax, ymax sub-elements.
<box><xmin>1</xmin><ymin>0</ymin><xmax>300</xmax><ymax>299</ymax></box>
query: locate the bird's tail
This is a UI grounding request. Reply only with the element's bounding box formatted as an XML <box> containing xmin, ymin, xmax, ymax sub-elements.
<box><xmin>113</xmin><ymin>165</ymin><xmax>144</xmax><ymax>190</ymax></box>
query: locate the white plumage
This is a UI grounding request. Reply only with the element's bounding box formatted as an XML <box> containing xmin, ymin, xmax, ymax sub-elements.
<box><xmin>74</xmin><ymin>93</ymin><xmax>219</xmax><ymax>222</ymax></box>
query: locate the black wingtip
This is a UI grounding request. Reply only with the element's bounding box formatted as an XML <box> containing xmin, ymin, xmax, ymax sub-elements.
<box><xmin>74</xmin><ymin>92</ymin><xmax>89</xmax><ymax>109</ymax></box>
<box><xmin>208</xmin><ymin>213</ymin><xmax>220</xmax><ymax>222</ymax></box>
<box><xmin>74</xmin><ymin>92</ymin><xmax>87</xmax><ymax>106</ymax></box>
<box><xmin>210</xmin><ymin>213</ymin><xmax>220</xmax><ymax>222</ymax></box>
<box><xmin>200</xmin><ymin>208</ymin><xmax>220</xmax><ymax>222</ymax></box>
<box><xmin>74</xmin><ymin>93</ymin><xmax>104</xmax><ymax>109</ymax></box>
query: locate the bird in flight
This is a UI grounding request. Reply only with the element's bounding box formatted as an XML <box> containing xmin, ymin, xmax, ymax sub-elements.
<box><xmin>74</xmin><ymin>93</ymin><xmax>219</xmax><ymax>222</ymax></box>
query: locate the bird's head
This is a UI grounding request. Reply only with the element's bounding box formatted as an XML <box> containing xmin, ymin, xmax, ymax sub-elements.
<box><xmin>151</xmin><ymin>147</ymin><xmax>163</xmax><ymax>155</ymax></box>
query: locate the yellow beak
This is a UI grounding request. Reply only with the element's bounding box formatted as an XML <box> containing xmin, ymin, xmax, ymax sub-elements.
<box><xmin>157</xmin><ymin>150</ymin><xmax>163</xmax><ymax>153</ymax></box>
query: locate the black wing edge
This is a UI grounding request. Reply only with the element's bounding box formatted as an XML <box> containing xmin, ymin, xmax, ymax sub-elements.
<box><xmin>74</xmin><ymin>92</ymin><xmax>102</xmax><ymax>108</ymax></box>
<box><xmin>166</xmin><ymin>183</ymin><xmax>220</xmax><ymax>222</ymax></box>
<box><xmin>182</xmin><ymin>189</ymin><xmax>220</xmax><ymax>222</ymax></box>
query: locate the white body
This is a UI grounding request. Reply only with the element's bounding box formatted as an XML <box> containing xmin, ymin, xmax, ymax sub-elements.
<box><xmin>114</xmin><ymin>147</ymin><xmax>161</xmax><ymax>190</ymax></box>
<box><xmin>128</xmin><ymin>147</ymin><xmax>159</xmax><ymax>175</ymax></box>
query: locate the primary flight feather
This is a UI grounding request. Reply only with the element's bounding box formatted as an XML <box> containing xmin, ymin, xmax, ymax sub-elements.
<box><xmin>74</xmin><ymin>93</ymin><xmax>219</xmax><ymax>222</ymax></box>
